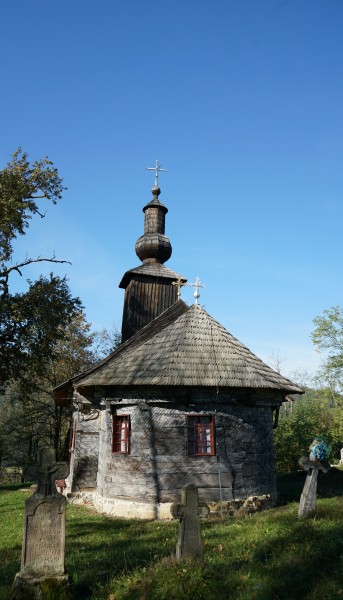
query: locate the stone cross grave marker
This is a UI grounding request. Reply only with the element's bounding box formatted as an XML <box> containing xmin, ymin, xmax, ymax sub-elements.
<box><xmin>298</xmin><ymin>438</ymin><xmax>330</xmax><ymax>518</ymax></box>
<box><xmin>170</xmin><ymin>484</ymin><xmax>209</xmax><ymax>561</ymax></box>
<box><xmin>12</xmin><ymin>447</ymin><xmax>70</xmax><ymax>599</ymax></box>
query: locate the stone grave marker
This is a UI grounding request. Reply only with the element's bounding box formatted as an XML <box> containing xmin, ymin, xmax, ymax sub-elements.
<box><xmin>12</xmin><ymin>447</ymin><xmax>70</xmax><ymax>599</ymax></box>
<box><xmin>170</xmin><ymin>484</ymin><xmax>209</xmax><ymax>561</ymax></box>
<box><xmin>298</xmin><ymin>437</ymin><xmax>330</xmax><ymax>518</ymax></box>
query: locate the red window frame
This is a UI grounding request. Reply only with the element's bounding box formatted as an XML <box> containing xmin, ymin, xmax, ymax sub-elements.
<box><xmin>112</xmin><ymin>415</ymin><xmax>130</xmax><ymax>454</ymax></box>
<box><xmin>187</xmin><ymin>415</ymin><xmax>215</xmax><ymax>456</ymax></box>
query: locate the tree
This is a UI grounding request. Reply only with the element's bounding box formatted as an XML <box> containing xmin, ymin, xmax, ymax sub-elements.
<box><xmin>0</xmin><ymin>274</ymin><xmax>84</xmax><ymax>386</ymax></box>
<box><xmin>0</xmin><ymin>149</ymin><xmax>82</xmax><ymax>386</ymax></box>
<box><xmin>0</xmin><ymin>309</ymin><xmax>96</xmax><ymax>470</ymax></box>
<box><xmin>274</xmin><ymin>386</ymin><xmax>343</xmax><ymax>474</ymax></box>
<box><xmin>0</xmin><ymin>148</ymin><xmax>66</xmax><ymax>287</ymax></box>
<box><xmin>91</xmin><ymin>325</ymin><xmax>122</xmax><ymax>361</ymax></box>
<box><xmin>312</xmin><ymin>306</ymin><xmax>343</xmax><ymax>391</ymax></box>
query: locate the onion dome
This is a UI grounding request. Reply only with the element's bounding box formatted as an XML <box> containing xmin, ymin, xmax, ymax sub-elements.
<box><xmin>135</xmin><ymin>186</ymin><xmax>172</xmax><ymax>264</ymax></box>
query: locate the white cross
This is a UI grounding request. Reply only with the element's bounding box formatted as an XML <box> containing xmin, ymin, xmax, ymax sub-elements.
<box><xmin>189</xmin><ymin>276</ymin><xmax>205</xmax><ymax>305</ymax></box>
<box><xmin>146</xmin><ymin>159</ymin><xmax>167</xmax><ymax>187</ymax></box>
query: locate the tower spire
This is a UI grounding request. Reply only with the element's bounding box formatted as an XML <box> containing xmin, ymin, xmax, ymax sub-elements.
<box><xmin>135</xmin><ymin>165</ymin><xmax>172</xmax><ymax>265</ymax></box>
<box><xmin>119</xmin><ymin>163</ymin><xmax>187</xmax><ymax>342</ymax></box>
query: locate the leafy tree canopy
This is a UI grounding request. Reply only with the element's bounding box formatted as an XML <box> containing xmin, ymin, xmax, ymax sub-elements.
<box><xmin>0</xmin><ymin>148</ymin><xmax>68</xmax><ymax>294</ymax></box>
<box><xmin>0</xmin><ymin>149</ymin><xmax>81</xmax><ymax>386</ymax></box>
<box><xmin>0</xmin><ymin>148</ymin><xmax>65</xmax><ymax>261</ymax></box>
<box><xmin>312</xmin><ymin>306</ymin><xmax>343</xmax><ymax>389</ymax></box>
<box><xmin>0</xmin><ymin>274</ymin><xmax>82</xmax><ymax>386</ymax></box>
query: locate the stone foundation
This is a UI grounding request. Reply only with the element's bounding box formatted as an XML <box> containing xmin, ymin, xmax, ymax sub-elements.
<box><xmin>83</xmin><ymin>492</ymin><xmax>274</xmax><ymax>520</ymax></box>
<box><xmin>93</xmin><ymin>491</ymin><xmax>173</xmax><ymax>520</ymax></box>
<box><xmin>208</xmin><ymin>494</ymin><xmax>274</xmax><ymax>517</ymax></box>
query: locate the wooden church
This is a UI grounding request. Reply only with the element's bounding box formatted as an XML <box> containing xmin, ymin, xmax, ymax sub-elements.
<box><xmin>55</xmin><ymin>167</ymin><xmax>302</xmax><ymax>519</ymax></box>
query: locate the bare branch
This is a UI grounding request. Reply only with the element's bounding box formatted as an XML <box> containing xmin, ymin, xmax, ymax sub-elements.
<box><xmin>34</xmin><ymin>209</ymin><xmax>47</xmax><ymax>218</ymax></box>
<box><xmin>0</xmin><ymin>257</ymin><xmax>72</xmax><ymax>294</ymax></box>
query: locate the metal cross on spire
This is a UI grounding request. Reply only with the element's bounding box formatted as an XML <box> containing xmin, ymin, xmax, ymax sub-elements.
<box><xmin>146</xmin><ymin>159</ymin><xmax>167</xmax><ymax>187</ymax></box>
<box><xmin>172</xmin><ymin>276</ymin><xmax>186</xmax><ymax>300</ymax></box>
<box><xmin>189</xmin><ymin>277</ymin><xmax>205</xmax><ymax>305</ymax></box>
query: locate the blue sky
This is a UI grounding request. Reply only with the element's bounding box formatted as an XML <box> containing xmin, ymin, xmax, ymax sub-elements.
<box><xmin>1</xmin><ymin>0</ymin><xmax>342</xmax><ymax>379</ymax></box>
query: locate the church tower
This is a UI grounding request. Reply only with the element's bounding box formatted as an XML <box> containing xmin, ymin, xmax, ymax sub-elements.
<box><xmin>119</xmin><ymin>165</ymin><xmax>187</xmax><ymax>342</ymax></box>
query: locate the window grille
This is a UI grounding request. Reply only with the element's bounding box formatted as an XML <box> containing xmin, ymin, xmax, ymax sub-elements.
<box><xmin>187</xmin><ymin>415</ymin><xmax>215</xmax><ymax>456</ymax></box>
<box><xmin>112</xmin><ymin>415</ymin><xmax>130</xmax><ymax>453</ymax></box>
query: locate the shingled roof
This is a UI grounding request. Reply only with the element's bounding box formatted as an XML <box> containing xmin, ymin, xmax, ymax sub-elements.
<box><xmin>59</xmin><ymin>300</ymin><xmax>302</xmax><ymax>394</ymax></box>
<box><xmin>119</xmin><ymin>263</ymin><xmax>186</xmax><ymax>288</ymax></box>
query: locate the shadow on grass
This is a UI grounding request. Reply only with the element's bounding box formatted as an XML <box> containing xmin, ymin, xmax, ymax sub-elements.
<box><xmin>65</xmin><ymin>507</ymin><xmax>177</xmax><ymax>598</ymax></box>
<box><xmin>277</xmin><ymin>466</ymin><xmax>343</xmax><ymax>505</ymax></box>
<box><xmin>182</xmin><ymin>502</ymin><xmax>343</xmax><ymax>600</ymax></box>
<box><xmin>0</xmin><ymin>483</ymin><xmax>30</xmax><ymax>492</ymax></box>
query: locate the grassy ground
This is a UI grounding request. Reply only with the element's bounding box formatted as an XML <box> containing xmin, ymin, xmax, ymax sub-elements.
<box><xmin>1</xmin><ymin>470</ymin><xmax>343</xmax><ymax>600</ymax></box>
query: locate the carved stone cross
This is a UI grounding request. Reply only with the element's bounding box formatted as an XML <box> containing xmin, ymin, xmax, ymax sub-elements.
<box><xmin>171</xmin><ymin>276</ymin><xmax>186</xmax><ymax>300</ymax></box>
<box><xmin>189</xmin><ymin>276</ymin><xmax>205</xmax><ymax>305</ymax></box>
<box><xmin>298</xmin><ymin>455</ymin><xmax>330</xmax><ymax>517</ymax></box>
<box><xmin>25</xmin><ymin>447</ymin><xmax>69</xmax><ymax>497</ymax></box>
<box><xmin>170</xmin><ymin>484</ymin><xmax>209</xmax><ymax>561</ymax></box>
<box><xmin>13</xmin><ymin>448</ymin><xmax>70</xmax><ymax>597</ymax></box>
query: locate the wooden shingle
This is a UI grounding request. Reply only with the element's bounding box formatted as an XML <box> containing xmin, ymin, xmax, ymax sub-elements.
<box><xmin>64</xmin><ymin>301</ymin><xmax>302</xmax><ymax>394</ymax></box>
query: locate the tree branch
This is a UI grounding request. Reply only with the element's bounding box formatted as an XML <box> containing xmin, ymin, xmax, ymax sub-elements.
<box><xmin>0</xmin><ymin>257</ymin><xmax>72</xmax><ymax>293</ymax></box>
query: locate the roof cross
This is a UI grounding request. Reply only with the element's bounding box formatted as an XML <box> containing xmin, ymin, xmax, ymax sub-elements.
<box><xmin>172</xmin><ymin>276</ymin><xmax>186</xmax><ymax>300</ymax></box>
<box><xmin>189</xmin><ymin>276</ymin><xmax>205</xmax><ymax>305</ymax></box>
<box><xmin>146</xmin><ymin>159</ymin><xmax>167</xmax><ymax>187</ymax></box>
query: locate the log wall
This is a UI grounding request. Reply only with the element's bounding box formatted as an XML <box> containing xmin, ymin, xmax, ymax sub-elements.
<box><xmin>96</xmin><ymin>393</ymin><xmax>277</xmax><ymax>504</ymax></box>
<box><xmin>121</xmin><ymin>275</ymin><xmax>178</xmax><ymax>341</ymax></box>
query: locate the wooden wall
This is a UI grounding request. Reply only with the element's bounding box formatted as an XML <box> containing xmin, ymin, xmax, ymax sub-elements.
<box><xmin>121</xmin><ymin>275</ymin><xmax>178</xmax><ymax>342</ymax></box>
<box><xmin>96</xmin><ymin>390</ymin><xmax>277</xmax><ymax>504</ymax></box>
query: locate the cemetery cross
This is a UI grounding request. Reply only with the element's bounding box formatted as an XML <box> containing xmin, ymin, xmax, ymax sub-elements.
<box><xmin>170</xmin><ymin>484</ymin><xmax>209</xmax><ymax>561</ymax></box>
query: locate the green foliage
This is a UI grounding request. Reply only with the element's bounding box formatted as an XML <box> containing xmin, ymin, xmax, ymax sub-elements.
<box><xmin>0</xmin><ymin>148</ymin><xmax>99</xmax><ymax>465</ymax></box>
<box><xmin>312</xmin><ymin>306</ymin><xmax>343</xmax><ymax>390</ymax></box>
<box><xmin>0</xmin><ymin>274</ymin><xmax>83</xmax><ymax>386</ymax></box>
<box><xmin>274</xmin><ymin>388</ymin><xmax>343</xmax><ymax>474</ymax></box>
<box><xmin>0</xmin><ymin>309</ymin><xmax>97</xmax><ymax>466</ymax></box>
<box><xmin>0</xmin><ymin>148</ymin><xmax>65</xmax><ymax>264</ymax></box>
<box><xmin>1</xmin><ymin>481</ymin><xmax>343</xmax><ymax>600</ymax></box>
<box><xmin>0</xmin><ymin>148</ymin><xmax>77</xmax><ymax>388</ymax></box>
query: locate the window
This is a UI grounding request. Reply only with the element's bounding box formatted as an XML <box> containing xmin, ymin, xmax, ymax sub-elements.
<box><xmin>187</xmin><ymin>415</ymin><xmax>215</xmax><ymax>456</ymax></box>
<box><xmin>112</xmin><ymin>415</ymin><xmax>130</xmax><ymax>453</ymax></box>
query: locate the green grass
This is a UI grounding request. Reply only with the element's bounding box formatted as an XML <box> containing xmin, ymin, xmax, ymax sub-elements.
<box><xmin>1</xmin><ymin>471</ymin><xmax>343</xmax><ymax>600</ymax></box>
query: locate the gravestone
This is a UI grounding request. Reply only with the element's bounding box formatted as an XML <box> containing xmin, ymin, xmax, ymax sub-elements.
<box><xmin>170</xmin><ymin>484</ymin><xmax>209</xmax><ymax>561</ymax></box>
<box><xmin>298</xmin><ymin>438</ymin><xmax>330</xmax><ymax>518</ymax></box>
<box><xmin>12</xmin><ymin>447</ymin><xmax>70</xmax><ymax>599</ymax></box>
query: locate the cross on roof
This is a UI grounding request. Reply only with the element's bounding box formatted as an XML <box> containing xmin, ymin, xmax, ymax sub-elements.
<box><xmin>171</xmin><ymin>276</ymin><xmax>186</xmax><ymax>300</ymax></box>
<box><xmin>24</xmin><ymin>447</ymin><xmax>69</xmax><ymax>497</ymax></box>
<box><xmin>146</xmin><ymin>159</ymin><xmax>167</xmax><ymax>187</ymax></box>
<box><xmin>189</xmin><ymin>276</ymin><xmax>205</xmax><ymax>305</ymax></box>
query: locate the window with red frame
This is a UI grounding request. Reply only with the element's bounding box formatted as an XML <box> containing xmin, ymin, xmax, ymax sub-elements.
<box><xmin>187</xmin><ymin>415</ymin><xmax>215</xmax><ymax>456</ymax></box>
<box><xmin>112</xmin><ymin>415</ymin><xmax>130</xmax><ymax>453</ymax></box>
